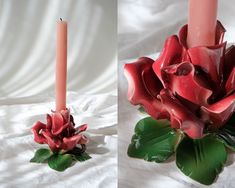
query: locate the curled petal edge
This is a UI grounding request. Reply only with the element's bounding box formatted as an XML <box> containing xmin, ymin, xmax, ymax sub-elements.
<box><xmin>161</xmin><ymin>62</ymin><xmax>213</xmax><ymax>106</ymax></box>
<box><xmin>124</xmin><ymin>57</ymin><xmax>166</xmax><ymax>119</ymax></box>
<box><xmin>31</xmin><ymin>121</ymin><xmax>47</xmax><ymax>144</ymax></box>
<box><xmin>201</xmin><ymin>93</ymin><xmax>235</xmax><ymax>128</ymax></box>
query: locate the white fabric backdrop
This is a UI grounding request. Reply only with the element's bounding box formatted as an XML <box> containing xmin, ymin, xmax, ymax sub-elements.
<box><xmin>0</xmin><ymin>0</ymin><xmax>117</xmax><ymax>97</ymax></box>
<box><xmin>118</xmin><ymin>0</ymin><xmax>235</xmax><ymax>60</ymax></box>
<box><xmin>118</xmin><ymin>0</ymin><xmax>235</xmax><ymax>188</ymax></box>
<box><xmin>0</xmin><ymin>0</ymin><xmax>117</xmax><ymax>188</ymax></box>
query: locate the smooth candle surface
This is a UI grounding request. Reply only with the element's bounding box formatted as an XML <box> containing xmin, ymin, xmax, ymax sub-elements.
<box><xmin>187</xmin><ymin>0</ymin><xmax>218</xmax><ymax>48</ymax></box>
<box><xmin>56</xmin><ymin>20</ymin><xmax>67</xmax><ymax>111</ymax></box>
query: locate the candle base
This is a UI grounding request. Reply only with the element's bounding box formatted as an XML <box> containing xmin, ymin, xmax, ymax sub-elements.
<box><xmin>30</xmin><ymin>108</ymin><xmax>91</xmax><ymax>171</ymax></box>
<box><xmin>124</xmin><ymin>21</ymin><xmax>235</xmax><ymax>185</ymax></box>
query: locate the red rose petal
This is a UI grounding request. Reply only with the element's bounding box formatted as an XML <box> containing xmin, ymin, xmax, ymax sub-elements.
<box><xmin>225</xmin><ymin>67</ymin><xmax>235</xmax><ymax>94</ymax></box>
<box><xmin>70</xmin><ymin>115</ymin><xmax>75</xmax><ymax>127</ymax></box>
<box><xmin>76</xmin><ymin>124</ymin><xmax>88</xmax><ymax>133</ymax></box>
<box><xmin>152</xmin><ymin>36</ymin><xmax>189</xmax><ymax>85</ymax></box>
<box><xmin>215</xmin><ymin>21</ymin><xmax>226</xmax><ymax>45</ymax></box>
<box><xmin>124</xmin><ymin>57</ymin><xmax>167</xmax><ymax>119</ymax></box>
<box><xmin>188</xmin><ymin>43</ymin><xmax>226</xmax><ymax>86</ymax></box>
<box><xmin>62</xmin><ymin>134</ymin><xmax>82</xmax><ymax>151</ymax></box>
<box><xmin>42</xmin><ymin>130</ymin><xmax>61</xmax><ymax>151</ymax></box>
<box><xmin>46</xmin><ymin>114</ymin><xmax>52</xmax><ymax>130</ymax></box>
<box><xmin>224</xmin><ymin>45</ymin><xmax>235</xmax><ymax>81</ymax></box>
<box><xmin>178</xmin><ymin>24</ymin><xmax>187</xmax><ymax>48</ymax></box>
<box><xmin>51</xmin><ymin>112</ymin><xmax>68</xmax><ymax>135</ymax></box>
<box><xmin>162</xmin><ymin>62</ymin><xmax>213</xmax><ymax>106</ymax></box>
<box><xmin>31</xmin><ymin>121</ymin><xmax>47</xmax><ymax>144</ymax></box>
<box><xmin>159</xmin><ymin>89</ymin><xmax>204</xmax><ymax>139</ymax></box>
<box><xmin>175</xmin><ymin>93</ymin><xmax>200</xmax><ymax>114</ymax></box>
<box><xmin>201</xmin><ymin>93</ymin><xmax>235</xmax><ymax>128</ymax></box>
<box><xmin>32</xmin><ymin>108</ymin><xmax>88</xmax><ymax>151</ymax></box>
<box><xmin>124</xmin><ymin>21</ymin><xmax>232</xmax><ymax>137</ymax></box>
<box><xmin>60</xmin><ymin>109</ymin><xmax>70</xmax><ymax>122</ymax></box>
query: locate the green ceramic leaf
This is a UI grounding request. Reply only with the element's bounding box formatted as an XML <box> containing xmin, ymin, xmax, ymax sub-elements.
<box><xmin>176</xmin><ymin>135</ymin><xmax>227</xmax><ymax>185</ymax></box>
<box><xmin>74</xmin><ymin>152</ymin><xmax>92</xmax><ymax>162</ymax></box>
<box><xmin>48</xmin><ymin>154</ymin><xmax>73</xmax><ymax>172</ymax></box>
<box><xmin>128</xmin><ymin>117</ymin><xmax>182</xmax><ymax>162</ymax></box>
<box><xmin>217</xmin><ymin>113</ymin><xmax>235</xmax><ymax>151</ymax></box>
<box><xmin>30</xmin><ymin>148</ymin><xmax>53</xmax><ymax>163</ymax></box>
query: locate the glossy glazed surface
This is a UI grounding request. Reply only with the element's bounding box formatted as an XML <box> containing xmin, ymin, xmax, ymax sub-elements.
<box><xmin>32</xmin><ymin>109</ymin><xmax>88</xmax><ymax>152</ymax></box>
<box><xmin>125</xmin><ymin>22</ymin><xmax>235</xmax><ymax>139</ymax></box>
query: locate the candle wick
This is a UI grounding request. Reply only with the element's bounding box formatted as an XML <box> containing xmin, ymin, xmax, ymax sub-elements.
<box><xmin>60</xmin><ymin>18</ymin><xmax>62</xmax><ymax>21</ymax></box>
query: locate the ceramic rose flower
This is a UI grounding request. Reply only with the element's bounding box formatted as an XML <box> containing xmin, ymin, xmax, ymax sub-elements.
<box><xmin>124</xmin><ymin>21</ymin><xmax>235</xmax><ymax>139</ymax></box>
<box><xmin>32</xmin><ymin>109</ymin><xmax>88</xmax><ymax>152</ymax></box>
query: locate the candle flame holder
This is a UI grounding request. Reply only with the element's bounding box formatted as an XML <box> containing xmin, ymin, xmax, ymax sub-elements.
<box><xmin>124</xmin><ymin>21</ymin><xmax>235</xmax><ymax>185</ymax></box>
<box><xmin>30</xmin><ymin>109</ymin><xmax>91</xmax><ymax>171</ymax></box>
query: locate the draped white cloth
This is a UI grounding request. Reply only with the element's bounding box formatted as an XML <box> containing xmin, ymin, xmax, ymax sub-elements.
<box><xmin>119</xmin><ymin>0</ymin><xmax>235</xmax><ymax>60</ymax></box>
<box><xmin>118</xmin><ymin>0</ymin><xmax>235</xmax><ymax>188</ymax></box>
<box><xmin>0</xmin><ymin>0</ymin><xmax>117</xmax><ymax>188</ymax></box>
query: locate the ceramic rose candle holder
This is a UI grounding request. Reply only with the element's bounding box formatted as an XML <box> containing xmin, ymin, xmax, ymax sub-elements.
<box><xmin>30</xmin><ymin>109</ymin><xmax>91</xmax><ymax>171</ymax></box>
<box><xmin>124</xmin><ymin>21</ymin><xmax>235</xmax><ymax>185</ymax></box>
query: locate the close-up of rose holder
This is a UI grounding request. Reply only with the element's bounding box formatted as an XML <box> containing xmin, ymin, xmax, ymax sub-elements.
<box><xmin>30</xmin><ymin>19</ymin><xmax>91</xmax><ymax>172</ymax></box>
<box><xmin>124</xmin><ymin>20</ymin><xmax>235</xmax><ymax>185</ymax></box>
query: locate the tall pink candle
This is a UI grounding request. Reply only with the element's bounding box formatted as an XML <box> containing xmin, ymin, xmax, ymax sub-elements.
<box><xmin>56</xmin><ymin>19</ymin><xmax>67</xmax><ymax>111</ymax></box>
<box><xmin>187</xmin><ymin>0</ymin><xmax>218</xmax><ymax>48</ymax></box>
